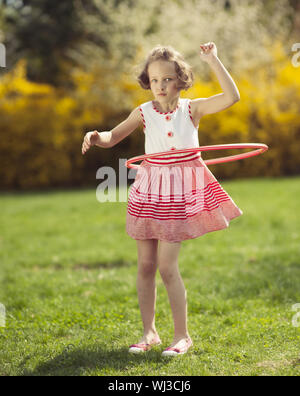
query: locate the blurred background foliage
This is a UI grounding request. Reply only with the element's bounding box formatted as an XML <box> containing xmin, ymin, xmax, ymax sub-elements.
<box><xmin>0</xmin><ymin>0</ymin><xmax>299</xmax><ymax>190</ymax></box>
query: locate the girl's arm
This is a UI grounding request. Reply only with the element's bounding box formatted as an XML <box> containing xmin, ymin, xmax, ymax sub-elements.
<box><xmin>192</xmin><ymin>42</ymin><xmax>240</xmax><ymax>118</ymax></box>
<box><xmin>105</xmin><ymin>106</ymin><xmax>142</xmax><ymax>148</ymax></box>
<box><xmin>82</xmin><ymin>106</ymin><xmax>142</xmax><ymax>154</ymax></box>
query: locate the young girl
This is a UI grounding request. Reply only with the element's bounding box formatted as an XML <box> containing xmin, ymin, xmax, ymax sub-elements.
<box><xmin>82</xmin><ymin>43</ymin><xmax>243</xmax><ymax>356</ymax></box>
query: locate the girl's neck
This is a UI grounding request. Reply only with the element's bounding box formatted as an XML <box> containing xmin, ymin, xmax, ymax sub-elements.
<box><xmin>153</xmin><ymin>96</ymin><xmax>180</xmax><ymax>113</ymax></box>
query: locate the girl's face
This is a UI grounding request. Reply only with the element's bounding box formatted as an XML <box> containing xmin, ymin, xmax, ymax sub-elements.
<box><xmin>148</xmin><ymin>60</ymin><xmax>180</xmax><ymax>101</ymax></box>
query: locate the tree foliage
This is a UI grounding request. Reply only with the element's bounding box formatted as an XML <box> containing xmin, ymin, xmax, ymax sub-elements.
<box><xmin>0</xmin><ymin>0</ymin><xmax>299</xmax><ymax>189</ymax></box>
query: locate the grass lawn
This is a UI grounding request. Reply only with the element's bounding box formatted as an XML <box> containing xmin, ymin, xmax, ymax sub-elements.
<box><xmin>0</xmin><ymin>176</ymin><xmax>300</xmax><ymax>376</ymax></box>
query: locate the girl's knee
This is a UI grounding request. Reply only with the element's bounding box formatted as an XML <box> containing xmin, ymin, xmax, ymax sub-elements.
<box><xmin>159</xmin><ymin>264</ymin><xmax>176</xmax><ymax>284</ymax></box>
<box><xmin>138</xmin><ymin>260</ymin><xmax>157</xmax><ymax>278</ymax></box>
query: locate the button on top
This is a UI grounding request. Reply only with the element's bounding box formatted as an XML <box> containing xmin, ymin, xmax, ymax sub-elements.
<box><xmin>165</xmin><ymin>115</ymin><xmax>171</xmax><ymax>121</ymax></box>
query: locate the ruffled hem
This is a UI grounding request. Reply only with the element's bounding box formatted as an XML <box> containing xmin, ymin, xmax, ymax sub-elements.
<box><xmin>126</xmin><ymin>199</ymin><xmax>243</xmax><ymax>243</ymax></box>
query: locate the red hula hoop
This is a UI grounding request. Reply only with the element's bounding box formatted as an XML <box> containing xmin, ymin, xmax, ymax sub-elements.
<box><xmin>125</xmin><ymin>143</ymin><xmax>268</xmax><ymax>169</ymax></box>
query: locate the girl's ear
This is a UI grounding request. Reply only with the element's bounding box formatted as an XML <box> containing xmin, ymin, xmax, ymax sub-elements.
<box><xmin>175</xmin><ymin>79</ymin><xmax>183</xmax><ymax>91</ymax></box>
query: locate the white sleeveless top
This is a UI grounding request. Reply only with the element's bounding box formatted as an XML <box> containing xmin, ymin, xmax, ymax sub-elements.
<box><xmin>139</xmin><ymin>98</ymin><xmax>201</xmax><ymax>164</ymax></box>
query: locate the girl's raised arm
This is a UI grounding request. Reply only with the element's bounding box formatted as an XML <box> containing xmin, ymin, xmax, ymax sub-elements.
<box><xmin>192</xmin><ymin>42</ymin><xmax>240</xmax><ymax>118</ymax></box>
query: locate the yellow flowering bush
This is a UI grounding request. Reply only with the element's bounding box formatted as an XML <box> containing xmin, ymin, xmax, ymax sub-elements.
<box><xmin>0</xmin><ymin>40</ymin><xmax>299</xmax><ymax>190</ymax></box>
<box><xmin>0</xmin><ymin>60</ymin><xmax>112</xmax><ymax>189</ymax></box>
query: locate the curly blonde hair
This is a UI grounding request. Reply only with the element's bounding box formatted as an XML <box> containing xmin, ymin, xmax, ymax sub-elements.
<box><xmin>137</xmin><ymin>45</ymin><xmax>194</xmax><ymax>91</ymax></box>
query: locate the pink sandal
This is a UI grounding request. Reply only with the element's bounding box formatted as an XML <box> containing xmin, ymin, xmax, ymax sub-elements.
<box><xmin>129</xmin><ymin>338</ymin><xmax>162</xmax><ymax>354</ymax></box>
<box><xmin>162</xmin><ymin>338</ymin><xmax>193</xmax><ymax>356</ymax></box>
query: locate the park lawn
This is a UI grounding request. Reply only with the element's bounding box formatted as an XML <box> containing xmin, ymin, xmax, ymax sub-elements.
<box><xmin>0</xmin><ymin>176</ymin><xmax>300</xmax><ymax>376</ymax></box>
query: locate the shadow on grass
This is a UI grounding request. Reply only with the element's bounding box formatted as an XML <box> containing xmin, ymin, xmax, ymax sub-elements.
<box><xmin>72</xmin><ymin>259</ymin><xmax>133</xmax><ymax>270</ymax></box>
<box><xmin>21</xmin><ymin>346</ymin><xmax>173</xmax><ymax>376</ymax></box>
<box><xmin>51</xmin><ymin>259</ymin><xmax>133</xmax><ymax>271</ymax></box>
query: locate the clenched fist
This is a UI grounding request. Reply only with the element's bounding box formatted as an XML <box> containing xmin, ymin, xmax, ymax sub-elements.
<box><xmin>199</xmin><ymin>42</ymin><xmax>218</xmax><ymax>63</ymax></box>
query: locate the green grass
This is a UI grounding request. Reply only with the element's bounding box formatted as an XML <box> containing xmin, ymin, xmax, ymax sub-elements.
<box><xmin>1</xmin><ymin>176</ymin><xmax>300</xmax><ymax>376</ymax></box>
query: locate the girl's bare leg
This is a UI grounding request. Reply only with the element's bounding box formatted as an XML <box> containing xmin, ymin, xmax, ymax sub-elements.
<box><xmin>158</xmin><ymin>240</ymin><xmax>191</xmax><ymax>349</ymax></box>
<box><xmin>136</xmin><ymin>239</ymin><xmax>160</xmax><ymax>343</ymax></box>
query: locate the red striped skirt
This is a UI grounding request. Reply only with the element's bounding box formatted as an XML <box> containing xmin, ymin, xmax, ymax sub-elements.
<box><xmin>126</xmin><ymin>152</ymin><xmax>243</xmax><ymax>243</ymax></box>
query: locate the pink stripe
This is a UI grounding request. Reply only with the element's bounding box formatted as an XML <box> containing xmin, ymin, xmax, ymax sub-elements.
<box><xmin>128</xmin><ymin>196</ymin><xmax>229</xmax><ymax>212</ymax></box>
<box><xmin>129</xmin><ymin>181</ymin><xmax>226</xmax><ymax>199</ymax></box>
<box><xmin>146</xmin><ymin>151</ymin><xmax>200</xmax><ymax>161</ymax></box>
<box><xmin>128</xmin><ymin>205</ymin><xmax>228</xmax><ymax>218</ymax></box>
<box><xmin>128</xmin><ymin>197</ymin><xmax>229</xmax><ymax>212</ymax></box>
<box><xmin>129</xmin><ymin>187</ymin><xmax>230</xmax><ymax>212</ymax></box>
<box><xmin>129</xmin><ymin>193</ymin><xmax>229</xmax><ymax>208</ymax></box>
<box><xmin>128</xmin><ymin>185</ymin><xmax>231</xmax><ymax>218</ymax></box>
<box><xmin>127</xmin><ymin>199</ymin><xmax>230</xmax><ymax>219</ymax></box>
<box><xmin>130</xmin><ymin>187</ymin><xmax>227</xmax><ymax>201</ymax></box>
<box><xmin>188</xmin><ymin>100</ymin><xmax>194</xmax><ymax>124</ymax></box>
<box><xmin>128</xmin><ymin>200</ymin><xmax>229</xmax><ymax>217</ymax></box>
<box><xmin>139</xmin><ymin>107</ymin><xmax>146</xmax><ymax>133</ymax></box>
<box><xmin>145</xmin><ymin>154</ymin><xmax>201</xmax><ymax>165</ymax></box>
<box><xmin>129</xmin><ymin>190</ymin><xmax>228</xmax><ymax>208</ymax></box>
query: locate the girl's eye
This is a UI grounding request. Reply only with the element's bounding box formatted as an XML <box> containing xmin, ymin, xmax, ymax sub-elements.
<box><xmin>151</xmin><ymin>78</ymin><xmax>172</xmax><ymax>82</ymax></box>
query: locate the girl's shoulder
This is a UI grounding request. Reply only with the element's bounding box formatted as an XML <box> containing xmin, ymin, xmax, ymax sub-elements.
<box><xmin>138</xmin><ymin>101</ymin><xmax>154</xmax><ymax>115</ymax></box>
<box><xmin>187</xmin><ymin>98</ymin><xmax>200</xmax><ymax>113</ymax></box>
<box><xmin>139</xmin><ymin>100</ymin><xmax>153</xmax><ymax>108</ymax></box>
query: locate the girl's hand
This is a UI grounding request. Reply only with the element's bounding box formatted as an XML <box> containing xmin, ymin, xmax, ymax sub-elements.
<box><xmin>199</xmin><ymin>42</ymin><xmax>218</xmax><ymax>63</ymax></box>
<box><xmin>82</xmin><ymin>130</ymin><xmax>100</xmax><ymax>155</ymax></box>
